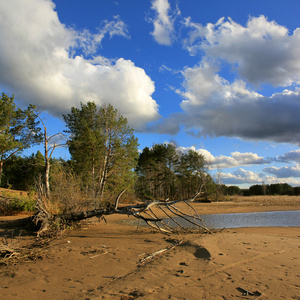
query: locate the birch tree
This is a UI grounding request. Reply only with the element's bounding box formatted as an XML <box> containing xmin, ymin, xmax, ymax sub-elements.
<box><xmin>37</xmin><ymin>115</ymin><xmax>65</xmax><ymax>198</ymax></box>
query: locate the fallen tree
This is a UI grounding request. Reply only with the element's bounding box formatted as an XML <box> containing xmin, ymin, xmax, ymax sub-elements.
<box><xmin>34</xmin><ymin>188</ymin><xmax>212</xmax><ymax>236</ymax></box>
<box><xmin>0</xmin><ymin>185</ymin><xmax>212</xmax><ymax>236</ymax></box>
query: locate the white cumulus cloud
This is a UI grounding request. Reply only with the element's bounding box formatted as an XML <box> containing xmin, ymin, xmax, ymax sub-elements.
<box><xmin>184</xmin><ymin>16</ymin><xmax>300</xmax><ymax>86</ymax></box>
<box><xmin>218</xmin><ymin>168</ymin><xmax>300</xmax><ymax>186</ymax></box>
<box><xmin>263</xmin><ymin>165</ymin><xmax>300</xmax><ymax>178</ymax></box>
<box><xmin>150</xmin><ymin>0</ymin><xmax>178</xmax><ymax>46</ymax></box>
<box><xmin>0</xmin><ymin>0</ymin><xmax>160</xmax><ymax>130</ymax></box>
<box><xmin>172</xmin><ymin>61</ymin><xmax>300</xmax><ymax>144</ymax></box>
<box><xmin>218</xmin><ymin>168</ymin><xmax>262</xmax><ymax>185</ymax></box>
<box><xmin>176</xmin><ymin>146</ymin><xmax>268</xmax><ymax>170</ymax></box>
<box><xmin>275</xmin><ymin>149</ymin><xmax>300</xmax><ymax>163</ymax></box>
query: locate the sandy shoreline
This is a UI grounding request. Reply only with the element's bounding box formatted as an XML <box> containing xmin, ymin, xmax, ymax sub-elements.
<box><xmin>0</xmin><ymin>203</ymin><xmax>299</xmax><ymax>299</ymax></box>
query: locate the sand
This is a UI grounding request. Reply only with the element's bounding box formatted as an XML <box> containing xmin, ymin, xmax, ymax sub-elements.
<box><xmin>0</xmin><ymin>202</ymin><xmax>299</xmax><ymax>300</ymax></box>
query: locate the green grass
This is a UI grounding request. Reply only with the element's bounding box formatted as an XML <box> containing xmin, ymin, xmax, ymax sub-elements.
<box><xmin>0</xmin><ymin>189</ymin><xmax>36</xmax><ymax>215</ymax></box>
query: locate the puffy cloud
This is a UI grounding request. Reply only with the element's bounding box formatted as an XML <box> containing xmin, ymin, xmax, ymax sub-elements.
<box><xmin>275</xmin><ymin>149</ymin><xmax>300</xmax><ymax>163</ymax></box>
<box><xmin>177</xmin><ymin>146</ymin><xmax>215</xmax><ymax>163</ymax></box>
<box><xmin>230</xmin><ymin>152</ymin><xmax>266</xmax><ymax>165</ymax></box>
<box><xmin>0</xmin><ymin>0</ymin><xmax>159</xmax><ymax>130</ymax></box>
<box><xmin>263</xmin><ymin>165</ymin><xmax>300</xmax><ymax>178</ymax></box>
<box><xmin>150</xmin><ymin>0</ymin><xmax>179</xmax><ymax>45</ymax></box>
<box><xmin>212</xmin><ymin>152</ymin><xmax>267</xmax><ymax>169</ymax></box>
<box><xmin>184</xmin><ymin>16</ymin><xmax>300</xmax><ymax>86</ymax></box>
<box><xmin>174</xmin><ymin>62</ymin><xmax>300</xmax><ymax>144</ymax></box>
<box><xmin>176</xmin><ymin>146</ymin><xmax>268</xmax><ymax>169</ymax></box>
<box><xmin>218</xmin><ymin>168</ymin><xmax>262</xmax><ymax>185</ymax></box>
<box><xmin>218</xmin><ymin>168</ymin><xmax>300</xmax><ymax>186</ymax></box>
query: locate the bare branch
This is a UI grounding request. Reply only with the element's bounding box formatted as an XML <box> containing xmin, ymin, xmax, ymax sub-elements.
<box><xmin>114</xmin><ymin>189</ymin><xmax>126</xmax><ymax>210</ymax></box>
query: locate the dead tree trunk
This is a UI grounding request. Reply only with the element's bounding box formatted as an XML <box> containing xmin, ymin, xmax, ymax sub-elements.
<box><xmin>37</xmin><ymin>114</ymin><xmax>65</xmax><ymax>199</ymax></box>
<box><xmin>33</xmin><ymin>189</ymin><xmax>212</xmax><ymax>236</ymax></box>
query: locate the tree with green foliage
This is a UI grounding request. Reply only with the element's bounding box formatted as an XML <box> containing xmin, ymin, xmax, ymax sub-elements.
<box><xmin>135</xmin><ymin>146</ymin><xmax>156</xmax><ymax>199</ymax></box>
<box><xmin>135</xmin><ymin>143</ymin><xmax>179</xmax><ymax>200</ymax></box>
<box><xmin>248</xmin><ymin>184</ymin><xmax>264</xmax><ymax>195</ymax></box>
<box><xmin>226</xmin><ymin>185</ymin><xmax>242</xmax><ymax>196</ymax></box>
<box><xmin>2</xmin><ymin>151</ymin><xmax>45</xmax><ymax>190</ymax></box>
<box><xmin>293</xmin><ymin>186</ymin><xmax>300</xmax><ymax>195</ymax></box>
<box><xmin>268</xmin><ymin>183</ymin><xmax>294</xmax><ymax>195</ymax></box>
<box><xmin>177</xmin><ymin>149</ymin><xmax>206</xmax><ymax>199</ymax></box>
<box><xmin>150</xmin><ymin>143</ymin><xmax>179</xmax><ymax>199</ymax></box>
<box><xmin>247</xmin><ymin>183</ymin><xmax>294</xmax><ymax>196</ymax></box>
<box><xmin>0</xmin><ymin>92</ymin><xmax>42</xmax><ymax>185</ymax></box>
<box><xmin>63</xmin><ymin>102</ymin><xmax>139</xmax><ymax>203</ymax></box>
<box><xmin>136</xmin><ymin>144</ymin><xmax>213</xmax><ymax>201</ymax></box>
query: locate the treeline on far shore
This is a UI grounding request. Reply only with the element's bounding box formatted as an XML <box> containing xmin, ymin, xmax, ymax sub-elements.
<box><xmin>222</xmin><ymin>183</ymin><xmax>300</xmax><ymax>196</ymax></box>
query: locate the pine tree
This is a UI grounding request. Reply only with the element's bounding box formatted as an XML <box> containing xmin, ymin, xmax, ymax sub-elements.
<box><xmin>63</xmin><ymin>102</ymin><xmax>139</xmax><ymax>203</ymax></box>
<box><xmin>135</xmin><ymin>143</ymin><xmax>179</xmax><ymax>200</ymax></box>
<box><xmin>177</xmin><ymin>150</ymin><xmax>206</xmax><ymax>198</ymax></box>
<box><xmin>0</xmin><ymin>92</ymin><xmax>42</xmax><ymax>185</ymax></box>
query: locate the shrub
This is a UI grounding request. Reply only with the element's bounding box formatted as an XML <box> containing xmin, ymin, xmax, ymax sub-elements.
<box><xmin>0</xmin><ymin>192</ymin><xmax>36</xmax><ymax>216</ymax></box>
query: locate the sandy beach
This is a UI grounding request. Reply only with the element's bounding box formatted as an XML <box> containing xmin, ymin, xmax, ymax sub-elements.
<box><xmin>0</xmin><ymin>201</ymin><xmax>299</xmax><ymax>300</ymax></box>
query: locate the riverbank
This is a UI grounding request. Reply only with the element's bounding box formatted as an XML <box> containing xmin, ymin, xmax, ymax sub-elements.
<box><xmin>183</xmin><ymin>198</ymin><xmax>300</xmax><ymax>215</ymax></box>
<box><xmin>0</xmin><ymin>201</ymin><xmax>299</xmax><ymax>299</ymax></box>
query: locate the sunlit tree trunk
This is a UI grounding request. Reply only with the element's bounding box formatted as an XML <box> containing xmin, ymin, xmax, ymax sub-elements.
<box><xmin>39</xmin><ymin>115</ymin><xmax>65</xmax><ymax>199</ymax></box>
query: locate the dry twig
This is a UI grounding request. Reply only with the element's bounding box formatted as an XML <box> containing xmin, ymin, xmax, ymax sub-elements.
<box><xmin>138</xmin><ymin>240</ymin><xmax>183</xmax><ymax>266</ymax></box>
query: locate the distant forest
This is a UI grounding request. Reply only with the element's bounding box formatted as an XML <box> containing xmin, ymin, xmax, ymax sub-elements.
<box><xmin>222</xmin><ymin>183</ymin><xmax>300</xmax><ymax>196</ymax></box>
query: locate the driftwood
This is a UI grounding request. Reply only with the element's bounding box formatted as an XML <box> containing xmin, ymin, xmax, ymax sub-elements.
<box><xmin>138</xmin><ymin>239</ymin><xmax>183</xmax><ymax>266</ymax></box>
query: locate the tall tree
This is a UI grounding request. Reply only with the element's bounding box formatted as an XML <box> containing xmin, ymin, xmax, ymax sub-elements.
<box><xmin>152</xmin><ymin>143</ymin><xmax>179</xmax><ymax>199</ymax></box>
<box><xmin>63</xmin><ymin>102</ymin><xmax>139</xmax><ymax>202</ymax></box>
<box><xmin>135</xmin><ymin>146</ymin><xmax>158</xmax><ymax>199</ymax></box>
<box><xmin>136</xmin><ymin>145</ymin><xmax>214</xmax><ymax>201</ymax></box>
<box><xmin>177</xmin><ymin>150</ymin><xmax>206</xmax><ymax>198</ymax></box>
<box><xmin>0</xmin><ymin>92</ymin><xmax>42</xmax><ymax>185</ymax></box>
<box><xmin>135</xmin><ymin>143</ymin><xmax>179</xmax><ymax>200</ymax></box>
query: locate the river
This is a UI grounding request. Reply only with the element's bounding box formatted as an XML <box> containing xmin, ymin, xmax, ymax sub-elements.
<box><xmin>166</xmin><ymin>210</ymin><xmax>300</xmax><ymax>229</ymax></box>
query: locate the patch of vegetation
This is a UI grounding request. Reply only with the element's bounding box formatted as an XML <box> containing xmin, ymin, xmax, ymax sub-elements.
<box><xmin>0</xmin><ymin>191</ymin><xmax>36</xmax><ymax>216</ymax></box>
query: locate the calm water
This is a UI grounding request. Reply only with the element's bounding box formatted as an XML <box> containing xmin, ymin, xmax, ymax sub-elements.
<box><xmin>166</xmin><ymin>210</ymin><xmax>300</xmax><ymax>229</ymax></box>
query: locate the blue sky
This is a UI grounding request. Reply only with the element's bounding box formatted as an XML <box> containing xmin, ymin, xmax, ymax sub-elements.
<box><xmin>1</xmin><ymin>0</ymin><xmax>300</xmax><ymax>188</ymax></box>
